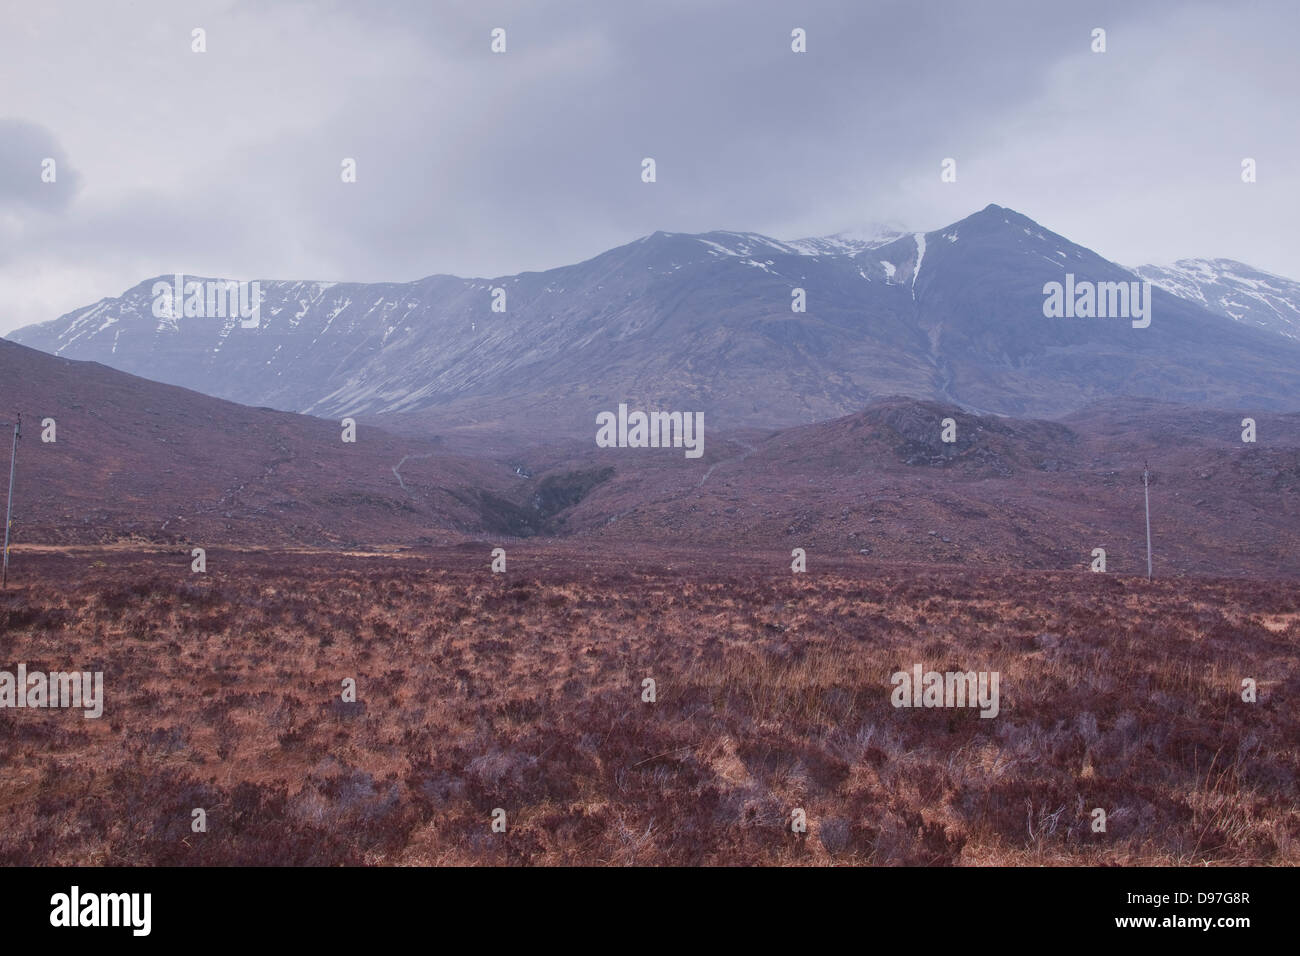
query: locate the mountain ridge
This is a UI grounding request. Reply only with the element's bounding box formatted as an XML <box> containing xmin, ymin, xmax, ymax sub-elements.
<box><xmin>1134</xmin><ymin>257</ymin><xmax>1300</xmax><ymax>342</ymax></box>
<box><xmin>10</xmin><ymin>205</ymin><xmax>1300</xmax><ymax>439</ymax></box>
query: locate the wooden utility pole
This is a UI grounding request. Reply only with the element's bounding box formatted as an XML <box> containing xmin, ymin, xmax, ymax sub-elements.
<box><xmin>2</xmin><ymin>414</ymin><xmax>19</xmax><ymax>588</ymax></box>
<box><xmin>1143</xmin><ymin>460</ymin><xmax>1152</xmax><ymax>581</ymax></box>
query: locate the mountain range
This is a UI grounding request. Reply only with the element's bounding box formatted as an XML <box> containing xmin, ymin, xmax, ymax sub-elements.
<box><xmin>10</xmin><ymin>205</ymin><xmax>1300</xmax><ymax>442</ymax></box>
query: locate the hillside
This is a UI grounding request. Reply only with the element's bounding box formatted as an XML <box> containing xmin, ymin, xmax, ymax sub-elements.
<box><xmin>0</xmin><ymin>338</ymin><xmax>514</xmax><ymax>548</ymax></box>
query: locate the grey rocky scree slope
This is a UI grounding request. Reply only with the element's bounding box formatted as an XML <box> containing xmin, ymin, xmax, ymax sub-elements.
<box><xmin>11</xmin><ymin>205</ymin><xmax>1300</xmax><ymax>440</ymax></box>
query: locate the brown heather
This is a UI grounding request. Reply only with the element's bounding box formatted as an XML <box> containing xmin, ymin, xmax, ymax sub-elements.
<box><xmin>0</xmin><ymin>544</ymin><xmax>1295</xmax><ymax>866</ymax></box>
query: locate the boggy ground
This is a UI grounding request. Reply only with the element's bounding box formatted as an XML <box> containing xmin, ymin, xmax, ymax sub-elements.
<box><xmin>0</xmin><ymin>544</ymin><xmax>1296</xmax><ymax>866</ymax></box>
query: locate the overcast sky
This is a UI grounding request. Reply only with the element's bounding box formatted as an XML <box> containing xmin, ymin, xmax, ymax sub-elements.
<box><xmin>1</xmin><ymin>0</ymin><xmax>1296</xmax><ymax>334</ymax></box>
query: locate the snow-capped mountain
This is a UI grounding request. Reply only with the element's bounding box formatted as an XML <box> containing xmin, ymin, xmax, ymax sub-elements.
<box><xmin>1134</xmin><ymin>259</ymin><xmax>1300</xmax><ymax>341</ymax></box>
<box><xmin>10</xmin><ymin>205</ymin><xmax>1300</xmax><ymax>437</ymax></box>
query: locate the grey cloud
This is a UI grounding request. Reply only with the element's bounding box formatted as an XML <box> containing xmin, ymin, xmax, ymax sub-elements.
<box><xmin>0</xmin><ymin>119</ymin><xmax>81</xmax><ymax>213</ymax></box>
<box><xmin>0</xmin><ymin>0</ymin><xmax>1296</xmax><ymax>334</ymax></box>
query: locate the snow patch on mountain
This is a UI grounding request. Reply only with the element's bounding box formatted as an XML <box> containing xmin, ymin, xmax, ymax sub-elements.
<box><xmin>784</xmin><ymin>229</ymin><xmax>905</xmax><ymax>257</ymax></box>
<box><xmin>911</xmin><ymin>233</ymin><xmax>927</xmax><ymax>298</ymax></box>
<box><xmin>1135</xmin><ymin>258</ymin><xmax>1300</xmax><ymax>341</ymax></box>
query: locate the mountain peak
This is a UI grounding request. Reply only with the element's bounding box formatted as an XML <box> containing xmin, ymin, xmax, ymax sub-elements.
<box><xmin>960</xmin><ymin>203</ymin><xmax>1036</xmax><ymax>228</ymax></box>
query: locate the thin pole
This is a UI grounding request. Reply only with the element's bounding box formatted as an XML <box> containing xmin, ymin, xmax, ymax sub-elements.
<box><xmin>1143</xmin><ymin>460</ymin><xmax>1152</xmax><ymax>581</ymax></box>
<box><xmin>2</xmin><ymin>414</ymin><xmax>18</xmax><ymax>588</ymax></box>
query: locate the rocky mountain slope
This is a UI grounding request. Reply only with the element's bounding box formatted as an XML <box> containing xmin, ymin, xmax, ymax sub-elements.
<box><xmin>1135</xmin><ymin>258</ymin><xmax>1300</xmax><ymax>342</ymax></box>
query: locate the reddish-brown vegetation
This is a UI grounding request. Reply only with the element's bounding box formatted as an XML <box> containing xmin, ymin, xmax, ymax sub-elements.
<box><xmin>1</xmin><ymin>545</ymin><xmax>1295</xmax><ymax>865</ymax></box>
